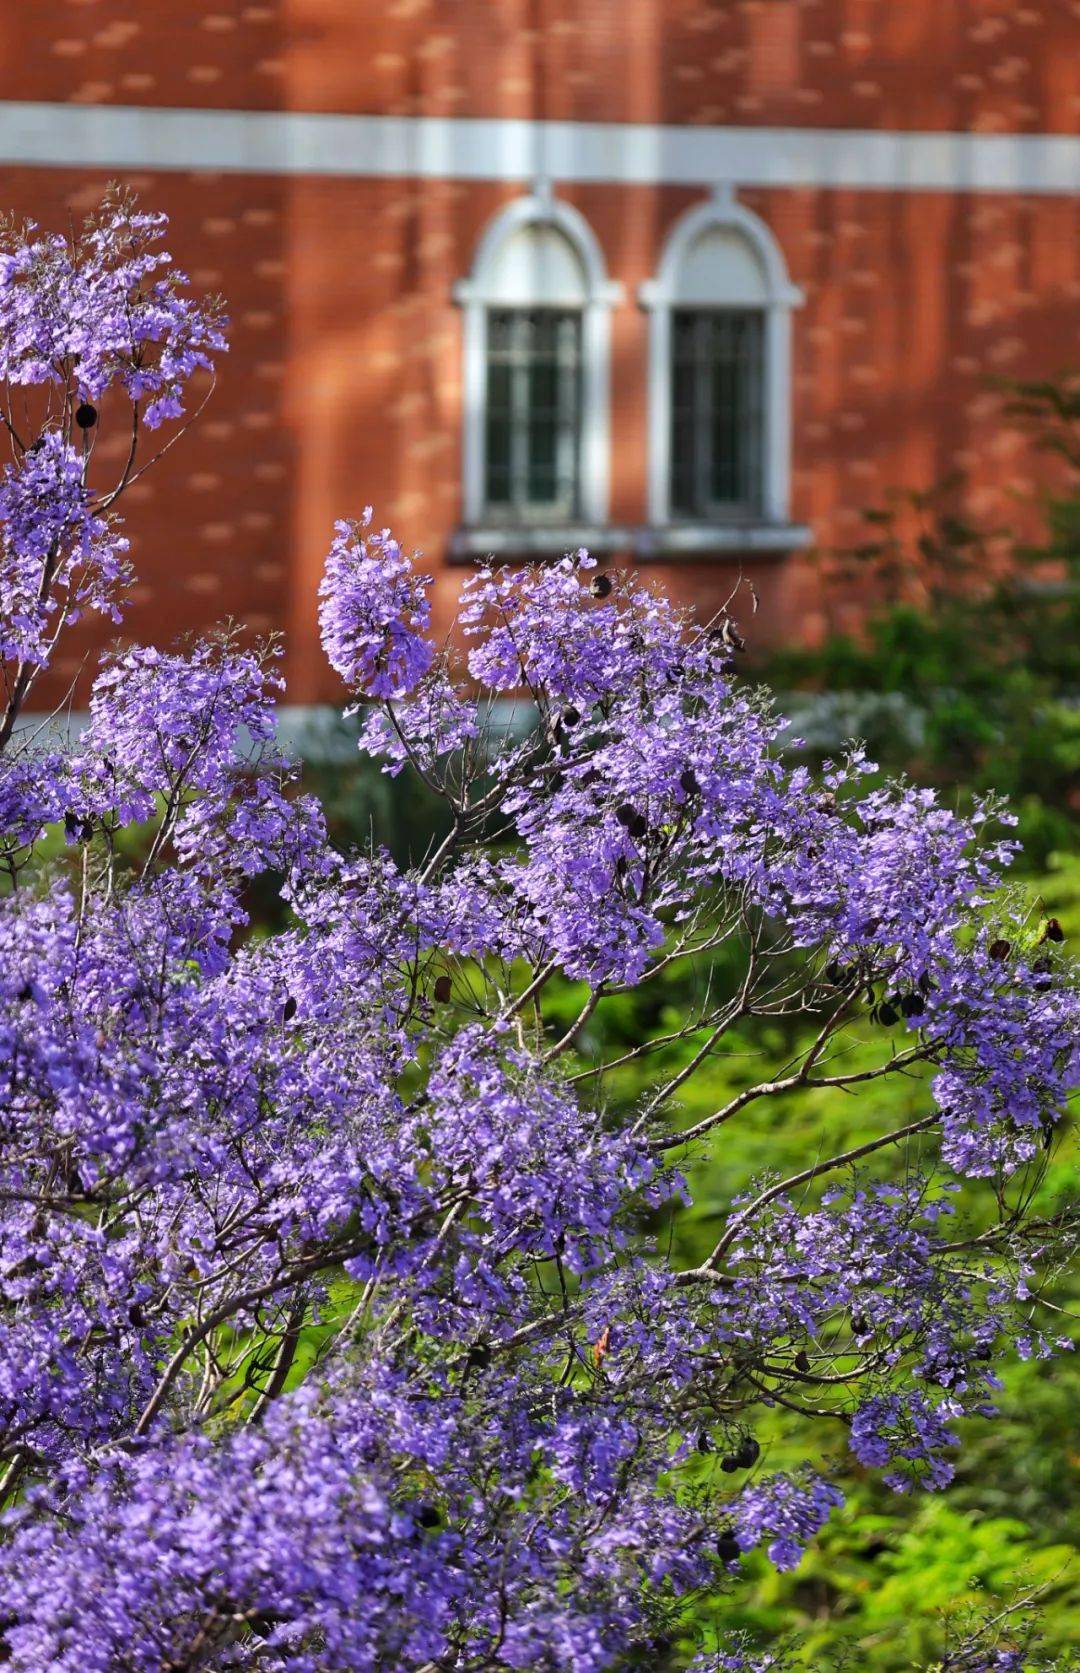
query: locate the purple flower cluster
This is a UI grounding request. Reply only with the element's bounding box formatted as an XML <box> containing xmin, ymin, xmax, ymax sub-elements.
<box><xmin>733</xmin><ymin>1473</ymin><xmax>846</xmax><ymax>1571</ymax></box>
<box><xmin>0</xmin><ymin>431</ymin><xmax>130</xmax><ymax>666</ymax></box>
<box><xmin>0</xmin><ymin>189</ymin><xmax>225</xmax><ymax>427</ymax></box>
<box><xmin>0</xmin><ymin>200</ymin><xmax>1075</xmax><ymax>1671</ymax></box>
<box><xmin>318</xmin><ymin>510</ymin><xmax>434</xmax><ymax>697</ymax></box>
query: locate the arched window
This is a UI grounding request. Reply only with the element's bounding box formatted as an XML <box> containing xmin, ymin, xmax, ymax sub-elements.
<box><xmin>454</xmin><ymin>191</ymin><xmax>622</xmax><ymax>540</ymax></box>
<box><xmin>640</xmin><ymin>187</ymin><xmax>804</xmax><ymax>541</ymax></box>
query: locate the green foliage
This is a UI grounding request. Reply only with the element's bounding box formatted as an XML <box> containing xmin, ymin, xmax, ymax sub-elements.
<box><xmin>764</xmin><ymin>375</ymin><xmax>1080</xmax><ymax>870</ymax></box>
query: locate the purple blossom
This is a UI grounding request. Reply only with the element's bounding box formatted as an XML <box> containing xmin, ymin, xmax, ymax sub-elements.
<box><xmin>318</xmin><ymin>510</ymin><xmax>434</xmax><ymax>697</ymax></box>
<box><xmin>0</xmin><ymin>198</ymin><xmax>1074</xmax><ymax>1671</ymax></box>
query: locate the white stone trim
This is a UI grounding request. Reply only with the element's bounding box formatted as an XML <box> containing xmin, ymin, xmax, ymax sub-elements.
<box><xmin>449</xmin><ymin>522</ymin><xmax>812</xmax><ymax>559</ymax></box>
<box><xmin>453</xmin><ymin>194</ymin><xmax>623</xmax><ymax>526</ymax></box>
<box><xmin>640</xmin><ymin>190</ymin><xmax>803</xmax><ymax>528</ymax></box>
<box><xmin>0</xmin><ymin>103</ymin><xmax>1076</xmax><ymax>194</ymax></box>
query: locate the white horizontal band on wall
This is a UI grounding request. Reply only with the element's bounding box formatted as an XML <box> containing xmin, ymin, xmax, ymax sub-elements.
<box><xmin>0</xmin><ymin>102</ymin><xmax>1077</xmax><ymax>195</ymax></box>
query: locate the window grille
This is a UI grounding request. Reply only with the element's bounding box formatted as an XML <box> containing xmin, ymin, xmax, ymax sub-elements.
<box><xmin>484</xmin><ymin>309</ymin><xmax>583</xmax><ymax>518</ymax></box>
<box><xmin>670</xmin><ymin>309</ymin><xmax>765</xmax><ymax>519</ymax></box>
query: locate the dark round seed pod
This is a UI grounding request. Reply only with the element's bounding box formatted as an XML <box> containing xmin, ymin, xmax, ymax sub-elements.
<box><xmin>696</xmin><ymin>1431</ymin><xmax>712</xmax><ymax>1454</ymax></box>
<box><xmin>850</xmin><ymin>1314</ymin><xmax>868</xmax><ymax>1337</ymax></box>
<box><xmin>615</xmin><ymin>803</ymin><xmax>637</xmax><ymax>829</ymax></box>
<box><xmin>877</xmin><ymin>1002</ymin><xmax>898</xmax><ymax>1027</ymax></box>
<box><xmin>17</xmin><ymin>981</ymin><xmax>33</xmax><ymax>1003</ymax></box>
<box><xmin>720</xmin><ymin>1454</ymin><xmax>740</xmax><ymax>1474</ymax></box>
<box><xmin>562</xmin><ymin>706</ymin><xmax>581</xmax><ymax>729</ymax></box>
<box><xmin>75</xmin><ymin>401</ymin><xmax>97</xmax><ymax>430</ymax></box>
<box><xmin>716</xmin><ymin>1532</ymin><xmax>741</xmax><ymax>1564</ymax></box>
<box><xmin>900</xmin><ymin>992</ymin><xmax>925</xmax><ymax>1018</ymax></box>
<box><xmin>735</xmin><ymin>1436</ymin><xmax>760</xmax><ymax>1468</ymax></box>
<box><xmin>988</xmin><ymin>938</ymin><xmax>1011</xmax><ymax>962</ymax></box>
<box><xmin>282</xmin><ymin>995</ymin><xmax>298</xmax><ymax>1023</ymax></box>
<box><xmin>589</xmin><ymin>573</ymin><xmax>612</xmax><ymax>599</ymax></box>
<box><xmin>1042</xmin><ymin>917</ymin><xmax>1065</xmax><ymax>943</ymax></box>
<box><xmin>415</xmin><ymin>1504</ymin><xmax>441</xmax><ymax>1530</ymax></box>
<box><xmin>466</xmin><ymin>1343</ymin><xmax>491</xmax><ymax>1369</ymax></box>
<box><xmin>679</xmin><ymin>767</ymin><xmax>700</xmax><ymax>797</ymax></box>
<box><xmin>629</xmin><ymin>813</ymin><xmax>648</xmax><ymax>840</ymax></box>
<box><xmin>794</xmin><ymin>1350</ymin><xmax>811</xmax><ymax>1374</ymax></box>
<box><xmin>433</xmin><ymin>974</ymin><xmax>453</xmax><ymax>1003</ymax></box>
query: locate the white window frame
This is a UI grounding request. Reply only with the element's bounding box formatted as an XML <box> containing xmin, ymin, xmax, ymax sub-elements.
<box><xmin>453</xmin><ymin>189</ymin><xmax>623</xmax><ymax>535</ymax></box>
<box><xmin>639</xmin><ymin>186</ymin><xmax>805</xmax><ymax>541</ymax></box>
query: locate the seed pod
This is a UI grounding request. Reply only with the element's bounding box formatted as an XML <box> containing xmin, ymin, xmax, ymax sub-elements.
<box><xmin>589</xmin><ymin>573</ymin><xmax>612</xmax><ymax>599</ymax></box>
<box><xmin>629</xmin><ymin>812</ymin><xmax>648</xmax><ymax>840</ymax></box>
<box><xmin>794</xmin><ymin>1349</ymin><xmax>811</xmax><ymax>1374</ymax></box>
<box><xmin>562</xmin><ymin>706</ymin><xmax>581</xmax><ymax>729</ymax></box>
<box><xmin>716</xmin><ymin>1532</ymin><xmax>741</xmax><ymax>1564</ymax></box>
<box><xmin>988</xmin><ymin>938</ymin><xmax>1011</xmax><ymax>962</ymax></box>
<box><xmin>720</xmin><ymin>1454</ymin><xmax>740</xmax><ymax>1474</ymax></box>
<box><xmin>433</xmin><ymin>974</ymin><xmax>453</xmax><ymax>1003</ymax></box>
<box><xmin>466</xmin><ymin>1343</ymin><xmax>491</xmax><ymax>1369</ymax></box>
<box><xmin>1041</xmin><ymin>917</ymin><xmax>1065</xmax><ymax>943</ymax></box>
<box><xmin>17</xmin><ymin>981</ymin><xmax>33</xmax><ymax>1003</ymax></box>
<box><xmin>75</xmin><ymin>401</ymin><xmax>97</xmax><ymax>430</ymax></box>
<box><xmin>735</xmin><ymin>1436</ymin><xmax>760</xmax><ymax>1468</ymax></box>
<box><xmin>415</xmin><ymin>1504</ymin><xmax>441</xmax><ymax>1530</ymax></box>
<box><xmin>696</xmin><ymin>1431</ymin><xmax>712</xmax><ymax>1454</ymax></box>
<box><xmin>64</xmin><ymin>810</ymin><xmax>79</xmax><ymax>839</ymax></box>
<box><xmin>877</xmin><ymin>1002</ymin><xmax>898</xmax><ymax>1027</ymax></box>
<box><xmin>282</xmin><ymin>995</ymin><xmax>298</xmax><ymax>1023</ymax></box>
<box><xmin>679</xmin><ymin>767</ymin><xmax>700</xmax><ymax>797</ymax></box>
<box><xmin>900</xmin><ymin>992</ymin><xmax>925</xmax><ymax>1018</ymax></box>
<box><xmin>615</xmin><ymin>803</ymin><xmax>637</xmax><ymax>829</ymax></box>
<box><xmin>851</xmin><ymin>1314</ymin><xmax>868</xmax><ymax>1337</ymax></box>
<box><xmin>825</xmin><ymin>960</ymin><xmax>848</xmax><ymax>986</ymax></box>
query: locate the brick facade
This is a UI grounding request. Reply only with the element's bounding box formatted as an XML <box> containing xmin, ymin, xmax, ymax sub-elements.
<box><xmin>1</xmin><ymin>2</ymin><xmax>1078</xmax><ymax>706</ymax></box>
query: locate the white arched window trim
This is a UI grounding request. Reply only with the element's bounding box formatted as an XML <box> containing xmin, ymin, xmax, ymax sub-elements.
<box><xmin>639</xmin><ymin>186</ymin><xmax>808</xmax><ymax>550</ymax></box>
<box><xmin>452</xmin><ymin>189</ymin><xmax>623</xmax><ymax>545</ymax></box>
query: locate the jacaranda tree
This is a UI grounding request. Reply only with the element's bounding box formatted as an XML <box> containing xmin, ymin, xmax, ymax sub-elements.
<box><xmin>0</xmin><ymin>195</ymin><xmax>1075</xmax><ymax>1671</ymax></box>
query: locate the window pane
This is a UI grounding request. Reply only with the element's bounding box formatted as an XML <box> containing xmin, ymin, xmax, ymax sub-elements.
<box><xmin>483</xmin><ymin>308</ymin><xmax>582</xmax><ymax>517</ymax></box>
<box><xmin>669</xmin><ymin>309</ymin><xmax>765</xmax><ymax>519</ymax></box>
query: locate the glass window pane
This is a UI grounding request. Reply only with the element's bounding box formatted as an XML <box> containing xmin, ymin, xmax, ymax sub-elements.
<box><xmin>482</xmin><ymin>308</ymin><xmax>582</xmax><ymax>518</ymax></box>
<box><xmin>670</xmin><ymin>308</ymin><xmax>765</xmax><ymax>519</ymax></box>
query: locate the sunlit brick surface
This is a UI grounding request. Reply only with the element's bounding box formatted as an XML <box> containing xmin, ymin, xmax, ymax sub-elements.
<box><xmin>1</xmin><ymin>2</ymin><xmax>1077</xmax><ymax>703</ymax></box>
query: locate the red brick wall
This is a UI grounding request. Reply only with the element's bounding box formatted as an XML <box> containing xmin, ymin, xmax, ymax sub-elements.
<box><xmin>1</xmin><ymin>3</ymin><xmax>1077</xmax><ymax>705</ymax></box>
<box><xmin>3</xmin><ymin>1</ymin><xmax>1077</xmax><ymax>133</ymax></box>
